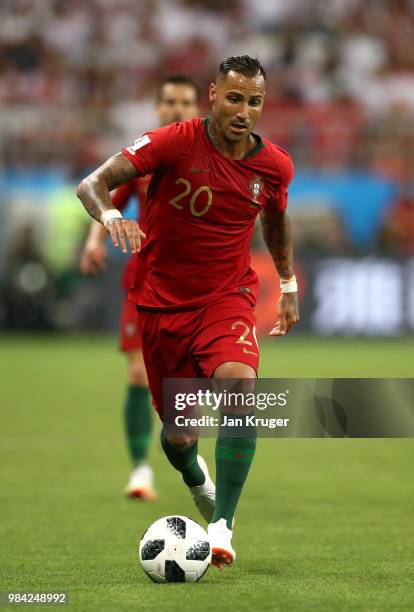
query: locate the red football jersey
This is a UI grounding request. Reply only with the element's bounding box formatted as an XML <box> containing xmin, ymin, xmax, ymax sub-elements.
<box><xmin>111</xmin><ymin>176</ymin><xmax>151</xmax><ymax>289</ymax></box>
<box><xmin>121</xmin><ymin>117</ymin><xmax>294</xmax><ymax>311</ymax></box>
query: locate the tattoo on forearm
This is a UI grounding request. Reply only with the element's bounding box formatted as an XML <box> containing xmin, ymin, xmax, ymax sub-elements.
<box><xmin>261</xmin><ymin>209</ymin><xmax>294</xmax><ymax>279</ymax></box>
<box><xmin>77</xmin><ymin>153</ymin><xmax>139</xmax><ymax>222</ymax></box>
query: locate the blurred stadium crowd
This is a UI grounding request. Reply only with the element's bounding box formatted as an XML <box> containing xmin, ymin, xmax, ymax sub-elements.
<box><xmin>1</xmin><ymin>0</ymin><xmax>414</xmax><ymax>333</ymax></box>
<box><xmin>2</xmin><ymin>0</ymin><xmax>414</xmax><ymax>175</ymax></box>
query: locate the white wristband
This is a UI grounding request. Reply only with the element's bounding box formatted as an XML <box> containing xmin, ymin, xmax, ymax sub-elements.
<box><xmin>101</xmin><ymin>209</ymin><xmax>123</xmax><ymax>227</ymax></box>
<box><xmin>280</xmin><ymin>275</ymin><xmax>298</xmax><ymax>293</ymax></box>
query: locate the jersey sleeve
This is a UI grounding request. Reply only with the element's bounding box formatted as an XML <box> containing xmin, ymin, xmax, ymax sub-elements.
<box><xmin>121</xmin><ymin>121</ymin><xmax>194</xmax><ymax>176</ymax></box>
<box><xmin>269</xmin><ymin>149</ymin><xmax>294</xmax><ymax>213</ymax></box>
<box><xmin>111</xmin><ymin>181</ymin><xmax>134</xmax><ymax>211</ymax></box>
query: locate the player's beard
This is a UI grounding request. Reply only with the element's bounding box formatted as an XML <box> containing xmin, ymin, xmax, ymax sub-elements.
<box><xmin>225</xmin><ymin>118</ymin><xmax>251</xmax><ymax>141</ymax></box>
<box><xmin>225</xmin><ymin>125</ymin><xmax>251</xmax><ymax>144</ymax></box>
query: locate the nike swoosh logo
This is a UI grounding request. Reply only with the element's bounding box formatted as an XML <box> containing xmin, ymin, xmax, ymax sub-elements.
<box><xmin>191</xmin><ymin>166</ymin><xmax>210</xmax><ymax>173</ymax></box>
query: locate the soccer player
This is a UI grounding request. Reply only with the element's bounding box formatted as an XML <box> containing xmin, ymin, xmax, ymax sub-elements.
<box><xmin>79</xmin><ymin>75</ymin><xmax>200</xmax><ymax>500</ymax></box>
<box><xmin>77</xmin><ymin>56</ymin><xmax>299</xmax><ymax>567</ymax></box>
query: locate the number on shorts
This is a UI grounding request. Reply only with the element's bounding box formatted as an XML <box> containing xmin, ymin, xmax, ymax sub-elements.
<box><xmin>231</xmin><ymin>321</ymin><xmax>258</xmax><ymax>356</ymax></box>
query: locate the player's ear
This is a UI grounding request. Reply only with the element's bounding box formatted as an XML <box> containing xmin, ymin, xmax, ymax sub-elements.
<box><xmin>209</xmin><ymin>83</ymin><xmax>216</xmax><ymax>104</ymax></box>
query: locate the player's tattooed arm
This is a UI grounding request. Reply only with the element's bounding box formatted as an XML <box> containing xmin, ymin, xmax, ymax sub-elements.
<box><xmin>260</xmin><ymin>208</ymin><xmax>294</xmax><ymax>278</ymax></box>
<box><xmin>77</xmin><ymin>153</ymin><xmax>138</xmax><ymax>221</ymax></box>
<box><xmin>260</xmin><ymin>207</ymin><xmax>299</xmax><ymax>335</ymax></box>
<box><xmin>77</xmin><ymin>153</ymin><xmax>146</xmax><ymax>254</ymax></box>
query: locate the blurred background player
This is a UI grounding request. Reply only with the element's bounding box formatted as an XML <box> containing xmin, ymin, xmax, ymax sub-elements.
<box><xmin>79</xmin><ymin>75</ymin><xmax>200</xmax><ymax>499</ymax></box>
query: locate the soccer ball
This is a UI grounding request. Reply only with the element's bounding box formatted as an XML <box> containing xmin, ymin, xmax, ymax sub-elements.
<box><xmin>139</xmin><ymin>515</ymin><xmax>211</xmax><ymax>583</ymax></box>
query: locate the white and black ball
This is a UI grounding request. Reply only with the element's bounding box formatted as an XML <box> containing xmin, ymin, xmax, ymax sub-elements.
<box><xmin>139</xmin><ymin>515</ymin><xmax>211</xmax><ymax>583</ymax></box>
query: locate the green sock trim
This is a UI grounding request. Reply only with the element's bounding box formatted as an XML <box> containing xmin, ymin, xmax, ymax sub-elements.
<box><xmin>160</xmin><ymin>427</ymin><xmax>205</xmax><ymax>487</ymax></box>
<box><xmin>215</xmin><ymin>446</ymin><xmax>256</xmax><ymax>462</ymax></box>
<box><xmin>124</xmin><ymin>385</ymin><xmax>153</xmax><ymax>466</ymax></box>
<box><xmin>212</xmin><ymin>427</ymin><xmax>257</xmax><ymax>529</ymax></box>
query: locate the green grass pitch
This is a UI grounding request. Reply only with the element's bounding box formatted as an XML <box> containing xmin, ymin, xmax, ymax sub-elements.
<box><xmin>1</xmin><ymin>335</ymin><xmax>414</xmax><ymax>611</ymax></box>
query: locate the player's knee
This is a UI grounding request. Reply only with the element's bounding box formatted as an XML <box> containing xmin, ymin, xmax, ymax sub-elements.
<box><xmin>213</xmin><ymin>361</ymin><xmax>256</xmax><ymax>379</ymax></box>
<box><xmin>128</xmin><ymin>353</ymin><xmax>148</xmax><ymax>386</ymax></box>
<box><xmin>128</xmin><ymin>365</ymin><xmax>147</xmax><ymax>386</ymax></box>
<box><xmin>165</xmin><ymin>434</ymin><xmax>197</xmax><ymax>450</ymax></box>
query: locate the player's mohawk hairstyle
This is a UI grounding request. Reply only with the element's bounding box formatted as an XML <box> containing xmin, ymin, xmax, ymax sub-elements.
<box><xmin>218</xmin><ymin>56</ymin><xmax>267</xmax><ymax>81</ymax></box>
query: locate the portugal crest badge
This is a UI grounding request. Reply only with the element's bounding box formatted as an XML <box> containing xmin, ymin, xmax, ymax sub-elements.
<box><xmin>249</xmin><ymin>175</ymin><xmax>264</xmax><ymax>205</ymax></box>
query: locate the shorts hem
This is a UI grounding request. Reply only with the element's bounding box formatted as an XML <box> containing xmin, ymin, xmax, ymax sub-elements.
<box><xmin>206</xmin><ymin>359</ymin><xmax>259</xmax><ymax>379</ymax></box>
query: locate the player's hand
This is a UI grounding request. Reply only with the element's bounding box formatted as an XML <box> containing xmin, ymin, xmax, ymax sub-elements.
<box><xmin>80</xmin><ymin>240</ymin><xmax>108</xmax><ymax>276</ymax></box>
<box><xmin>107</xmin><ymin>219</ymin><xmax>146</xmax><ymax>254</ymax></box>
<box><xmin>269</xmin><ymin>292</ymin><xmax>299</xmax><ymax>336</ymax></box>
